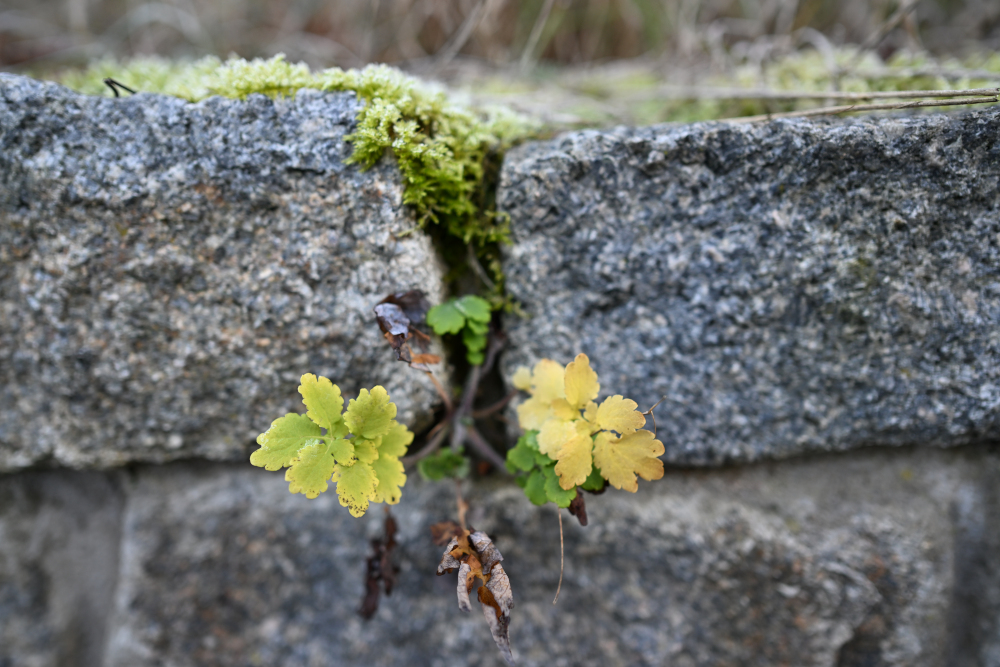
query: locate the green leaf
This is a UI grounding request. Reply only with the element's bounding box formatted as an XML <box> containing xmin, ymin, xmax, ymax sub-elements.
<box><xmin>515</xmin><ymin>475</ymin><xmax>529</xmax><ymax>489</ymax></box>
<box><xmin>417</xmin><ymin>449</ymin><xmax>470</xmax><ymax>481</ymax></box>
<box><xmin>251</xmin><ymin>414</ymin><xmax>322</xmax><ymax>471</ymax></box>
<box><xmin>298</xmin><ymin>373</ymin><xmax>346</xmax><ymax>435</ymax></box>
<box><xmin>462</xmin><ymin>328</ymin><xmax>487</xmax><ymax>353</ymax></box>
<box><xmin>378</xmin><ymin>422</ymin><xmax>413</xmax><ymax>458</ymax></box>
<box><xmin>465</xmin><ymin>318</ymin><xmax>489</xmax><ymax>335</ymax></box>
<box><xmin>524</xmin><ymin>469</ymin><xmax>548</xmax><ymax>505</ymax></box>
<box><xmin>467</xmin><ymin>350</ymin><xmax>485</xmax><ymax>366</ymax></box>
<box><xmin>344</xmin><ymin>386</ymin><xmax>397</xmax><ymax>439</ymax></box>
<box><xmin>329</xmin><ymin>438</ymin><xmax>355</xmax><ymax>466</ymax></box>
<box><xmin>581</xmin><ymin>465</ymin><xmax>607</xmax><ymax>492</ymax></box>
<box><xmin>426</xmin><ymin>301</ymin><xmax>466</xmax><ymax>335</ymax></box>
<box><xmin>543</xmin><ymin>466</ymin><xmax>578</xmax><ymax>508</ymax></box>
<box><xmin>371</xmin><ymin>455</ymin><xmax>406</xmax><ymax>505</ymax></box>
<box><xmin>506</xmin><ymin>436</ymin><xmax>539</xmax><ymax>473</ymax></box>
<box><xmin>354</xmin><ymin>437</ymin><xmax>380</xmax><ymax>464</ymax></box>
<box><xmin>455</xmin><ymin>295</ymin><xmax>491</xmax><ymax>323</ymax></box>
<box><xmin>335</xmin><ymin>462</ymin><xmax>378</xmax><ymax>517</ymax></box>
<box><xmin>284</xmin><ymin>441</ymin><xmax>336</xmax><ymax>499</ymax></box>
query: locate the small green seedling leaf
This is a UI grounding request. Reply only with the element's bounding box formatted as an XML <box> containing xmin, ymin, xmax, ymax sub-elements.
<box><xmin>285</xmin><ymin>441</ymin><xmax>336</xmax><ymax>499</ymax></box>
<box><xmin>251</xmin><ymin>414</ymin><xmax>323</xmax><ymax>470</ymax></box>
<box><xmin>463</xmin><ymin>328</ymin><xmax>488</xmax><ymax>353</ymax></box>
<box><xmin>506</xmin><ymin>435</ymin><xmax>539</xmax><ymax>473</ymax></box>
<box><xmin>344</xmin><ymin>386</ymin><xmax>396</xmax><ymax>439</ymax></box>
<box><xmin>455</xmin><ymin>295</ymin><xmax>491</xmax><ymax>323</ymax></box>
<box><xmin>418</xmin><ymin>449</ymin><xmax>470</xmax><ymax>481</ymax></box>
<box><xmin>426</xmin><ymin>301</ymin><xmax>466</xmax><ymax>334</ymax></box>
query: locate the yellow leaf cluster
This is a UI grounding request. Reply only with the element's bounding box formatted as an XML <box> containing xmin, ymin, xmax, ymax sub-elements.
<box><xmin>514</xmin><ymin>354</ymin><xmax>664</xmax><ymax>492</ymax></box>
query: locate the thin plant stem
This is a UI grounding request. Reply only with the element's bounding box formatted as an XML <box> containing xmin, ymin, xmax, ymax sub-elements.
<box><xmin>466</xmin><ymin>426</ymin><xmax>511</xmax><ymax>472</ymax></box>
<box><xmin>553</xmin><ymin>508</ymin><xmax>564</xmax><ymax>605</ymax></box>
<box><xmin>455</xmin><ymin>478</ymin><xmax>468</xmax><ymax>530</ymax></box>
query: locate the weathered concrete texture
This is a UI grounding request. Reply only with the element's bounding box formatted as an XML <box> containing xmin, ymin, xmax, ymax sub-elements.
<box><xmin>2</xmin><ymin>447</ymin><xmax>996</xmax><ymax>667</ymax></box>
<box><xmin>499</xmin><ymin>109</ymin><xmax>1000</xmax><ymax>465</ymax></box>
<box><xmin>0</xmin><ymin>74</ymin><xmax>447</xmax><ymax>471</ymax></box>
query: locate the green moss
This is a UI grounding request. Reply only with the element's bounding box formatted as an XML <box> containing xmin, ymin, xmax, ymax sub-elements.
<box><xmin>53</xmin><ymin>55</ymin><xmax>539</xmax><ymax>301</ymax></box>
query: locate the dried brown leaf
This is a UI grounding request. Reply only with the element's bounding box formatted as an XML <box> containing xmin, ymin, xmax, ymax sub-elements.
<box><xmin>568</xmin><ymin>489</ymin><xmax>588</xmax><ymax>526</ymax></box>
<box><xmin>436</xmin><ymin>528</ymin><xmax>515</xmax><ymax>665</ymax></box>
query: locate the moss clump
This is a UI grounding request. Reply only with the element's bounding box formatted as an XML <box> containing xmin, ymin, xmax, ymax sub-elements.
<box><xmin>55</xmin><ymin>55</ymin><xmax>539</xmax><ymax>301</ymax></box>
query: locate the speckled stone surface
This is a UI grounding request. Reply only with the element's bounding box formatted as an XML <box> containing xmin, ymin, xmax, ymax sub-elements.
<box><xmin>3</xmin><ymin>446</ymin><xmax>998</xmax><ymax>667</ymax></box>
<box><xmin>0</xmin><ymin>74</ymin><xmax>448</xmax><ymax>471</ymax></box>
<box><xmin>499</xmin><ymin>109</ymin><xmax>1000</xmax><ymax>465</ymax></box>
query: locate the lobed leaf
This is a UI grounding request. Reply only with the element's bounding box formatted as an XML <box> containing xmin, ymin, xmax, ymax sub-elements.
<box><xmin>284</xmin><ymin>441</ymin><xmax>336</xmax><ymax>499</ymax></box>
<box><xmin>298</xmin><ymin>373</ymin><xmax>346</xmax><ymax>435</ymax></box>
<box><xmin>354</xmin><ymin>437</ymin><xmax>381</xmax><ymax>464</ymax></box>
<box><xmin>251</xmin><ymin>413</ymin><xmax>322</xmax><ymax>471</ymax></box>
<box><xmin>426</xmin><ymin>301</ymin><xmax>466</xmax><ymax>334</ymax></box>
<box><xmin>417</xmin><ymin>449</ymin><xmax>470</xmax><ymax>481</ymax></box>
<box><xmin>378</xmin><ymin>422</ymin><xmax>414</xmax><ymax>458</ymax></box>
<box><xmin>511</xmin><ymin>366</ymin><xmax>532</xmax><ymax>391</ymax></box>
<box><xmin>329</xmin><ymin>438</ymin><xmax>356</xmax><ymax>466</ymax></box>
<box><xmin>344</xmin><ymin>387</ymin><xmax>397</xmax><ymax>439</ymax></box>
<box><xmin>564</xmin><ymin>353</ymin><xmax>599</xmax><ymax>409</ymax></box>
<box><xmin>335</xmin><ymin>462</ymin><xmax>379</xmax><ymax>517</ymax></box>
<box><xmin>523</xmin><ymin>469</ymin><xmax>548</xmax><ymax>505</ymax></box>
<box><xmin>553</xmin><ymin>421</ymin><xmax>595</xmax><ymax>490</ymax></box>
<box><xmin>543</xmin><ymin>466</ymin><xmax>578</xmax><ymax>507</ymax></box>
<box><xmin>505</xmin><ymin>435</ymin><xmax>539</xmax><ymax>473</ymax></box>
<box><xmin>371</xmin><ymin>455</ymin><xmax>407</xmax><ymax>505</ymax></box>
<box><xmin>454</xmin><ymin>295</ymin><xmax>491</xmax><ymax>323</ymax></box>
<box><xmin>593</xmin><ymin>430</ymin><xmax>665</xmax><ymax>492</ymax></box>
<box><xmin>595</xmin><ymin>395</ymin><xmax>645</xmax><ymax>435</ymax></box>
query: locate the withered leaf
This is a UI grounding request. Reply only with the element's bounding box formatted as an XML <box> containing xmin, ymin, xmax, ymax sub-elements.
<box><xmin>374</xmin><ymin>290</ymin><xmax>439</xmax><ymax>369</ymax></box>
<box><xmin>435</xmin><ymin>527</ymin><xmax>515</xmax><ymax>665</ymax></box>
<box><xmin>567</xmin><ymin>488</ymin><xmax>588</xmax><ymax>526</ymax></box>
<box><xmin>430</xmin><ymin>520</ymin><xmax>465</xmax><ymax>546</ymax></box>
<box><xmin>358</xmin><ymin>511</ymin><xmax>399</xmax><ymax>619</ymax></box>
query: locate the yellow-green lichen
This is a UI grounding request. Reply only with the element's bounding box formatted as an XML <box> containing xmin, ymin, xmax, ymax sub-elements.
<box><xmin>53</xmin><ymin>55</ymin><xmax>540</xmax><ymax>299</ymax></box>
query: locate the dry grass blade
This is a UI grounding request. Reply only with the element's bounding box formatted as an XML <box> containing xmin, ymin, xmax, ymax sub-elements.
<box><xmin>729</xmin><ymin>95</ymin><xmax>999</xmax><ymax>123</ymax></box>
<box><xmin>628</xmin><ymin>86</ymin><xmax>1000</xmax><ymax>103</ymax></box>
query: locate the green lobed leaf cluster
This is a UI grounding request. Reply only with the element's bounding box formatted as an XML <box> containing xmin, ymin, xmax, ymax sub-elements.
<box><xmin>417</xmin><ymin>447</ymin><xmax>471</xmax><ymax>481</ymax></box>
<box><xmin>426</xmin><ymin>295</ymin><xmax>492</xmax><ymax>365</ymax></box>
<box><xmin>54</xmin><ymin>55</ymin><xmax>538</xmax><ymax>276</ymax></box>
<box><xmin>505</xmin><ymin>431</ymin><xmax>605</xmax><ymax>508</ymax></box>
<box><xmin>250</xmin><ymin>373</ymin><xmax>413</xmax><ymax>517</ymax></box>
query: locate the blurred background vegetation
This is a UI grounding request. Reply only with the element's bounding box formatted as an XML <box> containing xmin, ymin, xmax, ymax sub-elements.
<box><xmin>2</xmin><ymin>0</ymin><xmax>998</xmax><ymax>124</ymax></box>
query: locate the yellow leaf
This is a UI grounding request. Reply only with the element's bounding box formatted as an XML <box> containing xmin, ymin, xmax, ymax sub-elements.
<box><xmin>516</xmin><ymin>395</ymin><xmax>555</xmax><ymax>431</ymax></box>
<box><xmin>553</xmin><ymin>421</ymin><xmax>595</xmax><ymax>489</ymax></box>
<box><xmin>550</xmin><ymin>398</ymin><xmax>577</xmax><ymax>421</ymax></box>
<box><xmin>353</xmin><ymin>437</ymin><xmax>380</xmax><ymax>464</ymax></box>
<box><xmin>335</xmin><ymin>461</ymin><xmax>378</xmax><ymax>517</ymax></box>
<box><xmin>371</xmin><ymin>455</ymin><xmax>406</xmax><ymax>504</ymax></box>
<box><xmin>511</xmin><ymin>366</ymin><xmax>532</xmax><ymax>391</ymax></box>
<box><xmin>378</xmin><ymin>421</ymin><xmax>413</xmax><ymax>458</ymax></box>
<box><xmin>537</xmin><ymin>418</ymin><xmax>576</xmax><ymax>457</ymax></box>
<box><xmin>592</xmin><ymin>430</ymin><xmax>665</xmax><ymax>492</ymax></box>
<box><xmin>583</xmin><ymin>400</ymin><xmax>598</xmax><ymax>424</ymax></box>
<box><xmin>564</xmin><ymin>353</ymin><xmax>599</xmax><ymax>409</ymax></box>
<box><xmin>529</xmin><ymin>359</ymin><xmax>565</xmax><ymax>403</ymax></box>
<box><xmin>298</xmin><ymin>373</ymin><xmax>346</xmax><ymax>436</ymax></box>
<box><xmin>284</xmin><ymin>442</ymin><xmax>336</xmax><ymax>499</ymax></box>
<box><xmin>343</xmin><ymin>386</ymin><xmax>396</xmax><ymax>439</ymax></box>
<box><xmin>595</xmin><ymin>395</ymin><xmax>646</xmax><ymax>435</ymax></box>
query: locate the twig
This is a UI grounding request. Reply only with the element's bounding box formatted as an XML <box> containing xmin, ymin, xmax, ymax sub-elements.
<box><xmin>465</xmin><ymin>426</ymin><xmax>511</xmax><ymax>472</ymax></box>
<box><xmin>472</xmin><ymin>390</ymin><xmax>517</xmax><ymax>419</ymax></box>
<box><xmin>450</xmin><ymin>363</ymin><xmax>482</xmax><ymax>451</ymax></box>
<box><xmin>423</xmin><ymin>369</ymin><xmax>453</xmax><ymax>413</ymax></box>
<box><xmin>842</xmin><ymin>0</ymin><xmax>920</xmax><ymax>76</ymax></box>
<box><xmin>518</xmin><ymin>0</ymin><xmax>556</xmax><ymax>72</ymax></box>
<box><xmin>455</xmin><ymin>479</ymin><xmax>468</xmax><ymax>530</ymax></box>
<box><xmin>728</xmin><ymin>95</ymin><xmax>998</xmax><ymax>123</ymax></box>
<box><xmin>467</xmin><ymin>243</ymin><xmax>497</xmax><ymax>292</ymax></box>
<box><xmin>641</xmin><ymin>397</ymin><xmax>665</xmax><ymax>438</ymax></box>
<box><xmin>103</xmin><ymin>78</ymin><xmax>136</xmax><ymax>97</ymax></box>
<box><xmin>553</xmin><ymin>508</ymin><xmax>564</xmax><ymax>605</ymax></box>
<box><xmin>400</xmin><ymin>422</ymin><xmax>451</xmax><ymax>467</ymax></box>
<box><xmin>480</xmin><ymin>329</ymin><xmax>506</xmax><ymax>377</ymax></box>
